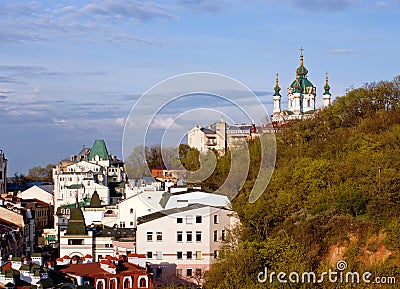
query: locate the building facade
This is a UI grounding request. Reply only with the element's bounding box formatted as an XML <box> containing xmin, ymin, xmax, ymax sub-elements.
<box><xmin>136</xmin><ymin>204</ymin><xmax>237</xmax><ymax>285</ymax></box>
<box><xmin>53</xmin><ymin>140</ymin><xmax>127</xmax><ymax>234</ymax></box>
<box><xmin>187</xmin><ymin>121</ymin><xmax>258</xmax><ymax>154</ymax></box>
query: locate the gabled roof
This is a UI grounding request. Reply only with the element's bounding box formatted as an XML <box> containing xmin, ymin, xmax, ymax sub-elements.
<box><xmin>17</xmin><ymin>185</ymin><xmax>54</xmax><ymax>206</ymax></box>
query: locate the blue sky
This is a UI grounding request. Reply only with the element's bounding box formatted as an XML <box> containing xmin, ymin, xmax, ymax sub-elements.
<box><xmin>0</xmin><ymin>0</ymin><xmax>399</xmax><ymax>174</ymax></box>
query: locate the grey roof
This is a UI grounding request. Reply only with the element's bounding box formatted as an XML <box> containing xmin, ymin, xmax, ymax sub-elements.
<box><xmin>200</xmin><ymin>128</ymin><xmax>216</xmax><ymax>134</ymax></box>
<box><xmin>38</xmin><ymin>185</ymin><xmax>54</xmax><ymax>195</ymax></box>
<box><xmin>137</xmin><ymin>203</ymin><xmax>230</xmax><ymax>225</ymax></box>
<box><xmin>94</xmin><ymin>227</ymin><xmax>136</xmax><ymax>240</ymax></box>
<box><xmin>227</xmin><ymin>125</ymin><xmax>253</xmax><ymax>130</ymax></box>
<box><xmin>159</xmin><ymin>192</ymin><xmax>172</xmax><ymax>209</ymax></box>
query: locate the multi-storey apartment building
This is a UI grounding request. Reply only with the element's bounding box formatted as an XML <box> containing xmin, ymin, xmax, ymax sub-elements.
<box><xmin>136</xmin><ymin>197</ymin><xmax>237</xmax><ymax>285</ymax></box>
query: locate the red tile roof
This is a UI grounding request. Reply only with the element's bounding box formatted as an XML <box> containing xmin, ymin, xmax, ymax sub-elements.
<box><xmin>127</xmin><ymin>253</ymin><xmax>146</xmax><ymax>258</ymax></box>
<box><xmin>59</xmin><ymin>261</ymin><xmax>148</xmax><ymax>278</ymax></box>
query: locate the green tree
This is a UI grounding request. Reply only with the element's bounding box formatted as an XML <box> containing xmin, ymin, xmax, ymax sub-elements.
<box><xmin>27</xmin><ymin>164</ymin><xmax>55</xmax><ymax>182</ymax></box>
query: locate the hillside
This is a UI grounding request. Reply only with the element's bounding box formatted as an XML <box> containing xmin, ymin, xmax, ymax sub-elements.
<box><xmin>203</xmin><ymin>77</ymin><xmax>400</xmax><ymax>288</ymax></box>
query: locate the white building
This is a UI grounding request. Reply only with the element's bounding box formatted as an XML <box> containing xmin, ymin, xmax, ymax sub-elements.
<box><xmin>272</xmin><ymin>48</ymin><xmax>332</xmax><ymax>123</ymax></box>
<box><xmin>187</xmin><ymin>121</ymin><xmax>227</xmax><ymax>153</ymax></box>
<box><xmin>53</xmin><ymin>140</ymin><xmax>127</xmax><ymax>234</ymax></box>
<box><xmin>136</xmin><ymin>203</ymin><xmax>237</xmax><ymax>285</ymax></box>
<box><xmin>0</xmin><ymin>149</ymin><xmax>7</xmax><ymax>195</ymax></box>
<box><xmin>187</xmin><ymin>120</ymin><xmax>260</xmax><ymax>154</ymax></box>
<box><xmin>59</xmin><ymin>207</ymin><xmax>137</xmax><ymax>261</ymax></box>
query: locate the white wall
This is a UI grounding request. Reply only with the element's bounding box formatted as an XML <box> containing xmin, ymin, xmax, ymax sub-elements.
<box><xmin>136</xmin><ymin>206</ymin><xmax>237</xmax><ymax>280</ymax></box>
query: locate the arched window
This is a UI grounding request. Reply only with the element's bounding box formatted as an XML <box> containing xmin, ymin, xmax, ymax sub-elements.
<box><xmin>124</xmin><ymin>278</ymin><xmax>131</xmax><ymax>289</ymax></box>
<box><xmin>96</xmin><ymin>281</ymin><xmax>104</xmax><ymax>289</ymax></box>
<box><xmin>139</xmin><ymin>277</ymin><xmax>147</xmax><ymax>288</ymax></box>
<box><xmin>110</xmin><ymin>279</ymin><xmax>116</xmax><ymax>289</ymax></box>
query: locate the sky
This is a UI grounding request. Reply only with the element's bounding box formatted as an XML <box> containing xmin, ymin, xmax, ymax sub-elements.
<box><xmin>1</xmin><ymin>0</ymin><xmax>400</xmax><ymax>175</ymax></box>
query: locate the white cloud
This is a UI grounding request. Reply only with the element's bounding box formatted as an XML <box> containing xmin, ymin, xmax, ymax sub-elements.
<box><xmin>329</xmin><ymin>49</ymin><xmax>358</xmax><ymax>54</ymax></box>
<box><xmin>0</xmin><ymin>0</ymin><xmax>174</xmax><ymax>45</ymax></box>
<box><xmin>115</xmin><ymin>117</ymin><xmax>126</xmax><ymax>127</ymax></box>
<box><xmin>150</xmin><ymin>116</ymin><xmax>183</xmax><ymax>129</ymax></box>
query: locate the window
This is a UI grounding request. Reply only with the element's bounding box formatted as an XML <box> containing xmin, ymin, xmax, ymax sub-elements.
<box><xmin>130</xmin><ymin>222</ymin><xmax>134</xmax><ymax>226</ymax></box>
<box><xmin>120</xmin><ymin>221</ymin><xmax>125</xmax><ymax>228</ymax></box>
<box><xmin>147</xmin><ymin>232</ymin><xmax>153</xmax><ymax>242</ymax></box>
<box><xmin>146</xmin><ymin>251</ymin><xmax>153</xmax><ymax>259</ymax></box>
<box><xmin>109</xmin><ymin>279</ymin><xmax>116</xmax><ymax>289</ymax></box>
<box><xmin>214</xmin><ymin>215</ymin><xmax>219</xmax><ymax>224</ymax></box>
<box><xmin>176</xmin><ymin>269</ymin><xmax>182</xmax><ymax>276</ymax></box>
<box><xmin>177</xmin><ymin>231</ymin><xmax>183</xmax><ymax>242</ymax></box>
<box><xmin>97</xmin><ymin>281</ymin><xmax>104</xmax><ymax>289</ymax></box>
<box><xmin>214</xmin><ymin>250</ymin><xmax>218</xmax><ymax>259</ymax></box>
<box><xmin>186</xmin><ymin>231</ymin><xmax>192</xmax><ymax>242</ymax></box>
<box><xmin>177</xmin><ymin>217</ymin><xmax>183</xmax><ymax>224</ymax></box>
<box><xmin>156</xmin><ymin>232</ymin><xmax>162</xmax><ymax>241</ymax></box>
<box><xmin>196</xmin><ymin>231</ymin><xmax>202</xmax><ymax>242</ymax></box>
<box><xmin>186</xmin><ymin>268</ymin><xmax>192</xmax><ymax>277</ymax></box>
<box><xmin>196</xmin><ymin>215</ymin><xmax>202</xmax><ymax>223</ymax></box>
<box><xmin>68</xmin><ymin>239</ymin><xmax>83</xmax><ymax>245</ymax></box>
<box><xmin>156</xmin><ymin>251</ymin><xmax>163</xmax><ymax>260</ymax></box>
<box><xmin>124</xmin><ymin>278</ymin><xmax>130</xmax><ymax>289</ymax></box>
<box><xmin>213</xmin><ymin>230</ymin><xmax>218</xmax><ymax>242</ymax></box>
<box><xmin>195</xmin><ymin>268</ymin><xmax>202</xmax><ymax>277</ymax></box>
<box><xmin>187</xmin><ymin>251</ymin><xmax>192</xmax><ymax>259</ymax></box>
<box><xmin>177</xmin><ymin>251</ymin><xmax>183</xmax><ymax>259</ymax></box>
<box><xmin>186</xmin><ymin>215</ymin><xmax>193</xmax><ymax>224</ymax></box>
<box><xmin>195</xmin><ymin>251</ymin><xmax>202</xmax><ymax>260</ymax></box>
<box><xmin>222</xmin><ymin>230</ymin><xmax>226</xmax><ymax>241</ymax></box>
<box><xmin>139</xmin><ymin>278</ymin><xmax>147</xmax><ymax>288</ymax></box>
<box><xmin>156</xmin><ymin>268</ymin><xmax>162</xmax><ymax>278</ymax></box>
<box><xmin>130</xmin><ymin>208</ymin><xmax>134</xmax><ymax>214</ymax></box>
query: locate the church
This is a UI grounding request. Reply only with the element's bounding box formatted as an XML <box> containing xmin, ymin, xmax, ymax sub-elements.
<box><xmin>271</xmin><ymin>48</ymin><xmax>331</xmax><ymax>122</ymax></box>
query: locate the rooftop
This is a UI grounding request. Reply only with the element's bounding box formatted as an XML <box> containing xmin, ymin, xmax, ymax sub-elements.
<box><xmin>59</xmin><ymin>261</ymin><xmax>147</xmax><ymax>277</ymax></box>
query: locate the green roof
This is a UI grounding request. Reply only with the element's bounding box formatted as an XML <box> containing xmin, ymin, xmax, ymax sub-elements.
<box><xmin>20</xmin><ymin>265</ymin><xmax>30</xmax><ymax>271</ymax></box>
<box><xmin>324</xmin><ymin>83</ymin><xmax>331</xmax><ymax>95</ymax></box>
<box><xmin>89</xmin><ymin>191</ymin><xmax>102</xmax><ymax>208</ymax></box>
<box><xmin>88</xmin><ymin>140</ymin><xmax>109</xmax><ymax>161</ymax></box>
<box><xmin>56</xmin><ymin>200</ymin><xmax>91</xmax><ymax>214</ymax></box>
<box><xmin>65</xmin><ymin>184</ymin><xmax>83</xmax><ymax>190</ymax></box>
<box><xmin>290</xmin><ymin>75</ymin><xmax>315</xmax><ymax>94</ymax></box>
<box><xmin>66</xmin><ymin>208</ymin><xmax>86</xmax><ymax>235</ymax></box>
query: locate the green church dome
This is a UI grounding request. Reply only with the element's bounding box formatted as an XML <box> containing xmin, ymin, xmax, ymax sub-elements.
<box><xmin>289</xmin><ymin>48</ymin><xmax>315</xmax><ymax>94</ymax></box>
